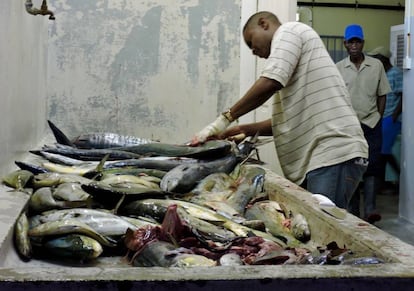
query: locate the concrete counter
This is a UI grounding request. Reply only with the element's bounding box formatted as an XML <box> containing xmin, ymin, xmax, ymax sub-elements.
<box><xmin>1</xmin><ymin>160</ymin><xmax>414</xmax><ymax>290</ymax></box>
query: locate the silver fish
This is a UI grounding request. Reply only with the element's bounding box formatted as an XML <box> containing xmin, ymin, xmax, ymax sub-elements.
<box><xmin>191</xmin><ymin>172</ymin><xmax>236</xmax><ymax>195</ymax></box>
<box><xmin>133</xmin><ymin>240</ymin><xmax>216</xmax><ymax>267</ymax></box>
<box><xmin>33</xmin><ymin>208</ymin><xmax>141</xmax><ymax>237</ymax></box>
<box><xmin>103</xmin><ymin>156</ymin><xmax>199</xmax><ymax>172</ymax></box>
<box><xmin>32</xmin><ymin>172</ymin><xmax>92</xmax><ymax>189</ymax></box>
<box><xmin>342</xmin><ymin>256</ymin><xmax>384</xmax><ymax>265</ymax></box>
<box><xmin>48</xmin><ymin>119</ymin><xmax>156</xmax><ymax>149</ymax></box>
<box><xmin>41</xmin><ymin>161</ymin><xmax>98</xmax><ymax>176</ymax></box>
<box><xmin>122</xmin><ymin>198</ymin><xmax>287</xmax><ymax>248</ymax></box>
<box><xmin>28</xmin><ymin>218</ymin><xmax>117</xmax><ymax>247</ymax></box>
<box><xmin>41</xmin><ymin>143</ymin><xmax>142</xmax><ymax>161</ymax></box>
<box><xmin>2</xmin><ymin>169</ymin><xmax>33</xmax><ymax>193</ymax></box>
<box><xmin>42</xmin><ymin>234</ymin><xmax>103</xmax><ymax>261</ymax></box>
<box><xmin>226</xmin><ymin>171</ymin><xmax>265</xmax><ymax>215</ymax></box>
<box><xmin>100</xmin><ymin>174</ymin><xmax>161</xmax><ymax>190</ymax></box>
<box><xmin>35</xmin><ymin>208</ymin><xmax>114</xmax><ymax>222</ymax></box>
<box><xmin>160</xmin><ymin>140</ymin><xmax>258</xmax><ymax>193</ymax></box>
<box><xmin>14</xmin><ymin>211</ymin><xmax>32</xmax><ymax>261</ymax></box>
<box><xmin>29</xmin><ymin>187</ymin><xmax>87</xmax><ymax>213</ymax></box>
<box><xmin>94</xmin><ymin>168</ymin><xmax>167</xmax><ymax>179</ymax></box>
<box><xmin>244</xmin><ymin>200</ymin><xmax>301</xmax><ymax>247</ymax></box>
<box><xmin>74</xmin><ymin>133</ymin><xmax>155</xmax><ymax>149</ymax></box>
<box><xmin>31</xmin><ymin>151</ymin><xmax>92</xmax><ymax>166</ymax></box>
<box><xmin>160</xmin><ymin>154</ymin><xmax>238</xmax><ymax>193</ymax></box>
<box><xmin>46</xmin><ymin>121</ymin><xmax>233</xmax><ymax>159</ymax></box>
<box><xmin>175</xmin><ymin>206</ymin><xmax>238</xmax><ymax>244</ymax></box>
<box><xmin>219</xmin><ymin>253</ymin><xmax>243</xmax><ymax>266</ymax></box>
<box><xmin>53</xmin><ymin>182</ymin><xmax>91</xmax><ymax>202</ymax></box>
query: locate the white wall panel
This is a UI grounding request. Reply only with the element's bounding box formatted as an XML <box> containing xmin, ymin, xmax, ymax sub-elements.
<box><xmin>0</xmin><ymin>0</ymin><xmax>49</xmax><ymax>176</ymax></box>
<box><xmin>399</xmin><ymin>0</ymin><xmax>414</xmax><ymax>223</ymax></box>
<box><xmin>238</xmin><ymin>0</ymin><xmax>296</xmax><ymax>175</ymax></box>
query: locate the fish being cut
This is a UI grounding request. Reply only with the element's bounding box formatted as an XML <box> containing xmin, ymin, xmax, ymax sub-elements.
<box><xmin>47</xmin><ymin>120</ymin><xmax>233</xmax><ymax>159</ymax></box>
<box><xmin>160</xmin><ymin>138</ymin><xmax>258</xmax><ymax>193</ymax></box>
<box><xmin>160</xmin><ymin>154</ymin><xmax>238</xmax><ymax>193</ymax></box>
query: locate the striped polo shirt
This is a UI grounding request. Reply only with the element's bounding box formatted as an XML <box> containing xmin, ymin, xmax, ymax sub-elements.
<box><xmin>261</xmin><ymin>22</ymin><xmax>368</xmax><ymax>184</ymax></box>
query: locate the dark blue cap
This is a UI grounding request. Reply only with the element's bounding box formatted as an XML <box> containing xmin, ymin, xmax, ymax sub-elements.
<box><xmin>344</xmin><ymin>24</ymin><xmax>364</xmax><ymax>41</ymax></box>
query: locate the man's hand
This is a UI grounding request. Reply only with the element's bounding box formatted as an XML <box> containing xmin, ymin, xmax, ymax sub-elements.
<box><xmin>191</xmin><ymin>114</ymin><xmax>231</xmax><ymax>145</ymax></box>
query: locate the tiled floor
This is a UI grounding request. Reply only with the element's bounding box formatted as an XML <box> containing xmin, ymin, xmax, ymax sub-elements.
<box><xmin>374</xmin><ymin>188</ymin><xmax>414</xmax><ymax>246</ymax></box>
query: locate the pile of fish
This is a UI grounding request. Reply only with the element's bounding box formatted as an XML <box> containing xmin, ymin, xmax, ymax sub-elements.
<box><xmin>1</xmin><ymin>121</ymin><xmax>384</xmax><ymax>267</ymax></box>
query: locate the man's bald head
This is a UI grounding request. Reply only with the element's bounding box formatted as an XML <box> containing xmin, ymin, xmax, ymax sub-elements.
<box><xmin>243</xmin><ymin>11</ymin><xmax>280</xmax><ymax>32</ymax></box>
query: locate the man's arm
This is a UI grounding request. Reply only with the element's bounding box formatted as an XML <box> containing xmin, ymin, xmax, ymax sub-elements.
<box><xmin>220</xmin><ymin>119</ymin><xmax>272</xmax><ymax>138</ymax></box>
<box><xmin>392</xmin><ymin>93</ymin><xmax>402</xmax><ymax>122</ymax></box>
<box><xmin>377</xmin><ymin>95</ymin><xmax>386</xmax><ymax>117</ymax></box>
<box><xmin>191</xmin><ymin>77</ymin><xmax>282</xmax><ymax>144</ymax></box>
<box><xmin>228</xmin><ymin>77</ymin><xmax>282</xmax><ymax>120</ymax></box>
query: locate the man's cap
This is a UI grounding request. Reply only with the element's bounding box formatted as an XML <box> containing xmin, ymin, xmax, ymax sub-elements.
<box><xmin>344</xmin><ymin>24</ymin><xmax>364</xmax><ymax>41</ymax></box>
<box><xmin>367</xmin><ymin>46</ymin><xmax>391</xmax><ymax>58</ymax></box>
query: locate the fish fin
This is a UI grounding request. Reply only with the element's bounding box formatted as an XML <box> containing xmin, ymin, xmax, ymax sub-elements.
<box><xmin>29</xmin><ymin>150</ymin><xmax>43</xmax><ymax>157</ymax></box>
<box><xmin>112</xmin><ymin>194</ymin><xmax>126</xmax><ymax>215</ymax></box>
<box><xmin>242</xmin><ymin>157</ymin><xmax>265</xmax><ymax>165</ymax></box>
<box><xmin>96</xmin><ymin>154</ymin><xmax>109</xmax><ymax>172</ymax></box>
<box><xmin>47</xmin><ymin>120</ymin><xmax>75</xmax><ymax>147</ymax></box>
<box><xmin>83</xmin><ymin>153</ymin><xmax>110</xmax><ymax>180</ymax></box>
<box><xmin>6</xmin><ymin>188</ymin><xmax>32</xmax><ymax>195</ymax></box>
<box><xmin>57</xmin><ymin>200</ymin><xmax>90</xmax><ymax>209</ymax></box>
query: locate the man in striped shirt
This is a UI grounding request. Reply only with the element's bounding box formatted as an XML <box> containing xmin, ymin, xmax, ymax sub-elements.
<box><xmin>191</xmin><ymin>11</ymin><xmax>368</xmax><ymax>210</ymax></box>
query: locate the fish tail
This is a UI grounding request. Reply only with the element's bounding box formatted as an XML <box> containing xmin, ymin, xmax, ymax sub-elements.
<box><xmin>47</xmin><ymin>120</ymin><xmax>75</xmax><ymax>147</ymax></box>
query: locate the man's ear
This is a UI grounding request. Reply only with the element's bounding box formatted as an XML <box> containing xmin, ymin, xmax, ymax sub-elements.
<box><xmin>258</xmin><ymin>17</ymin><xmax>269</xmax><ymax>30</ymax></box>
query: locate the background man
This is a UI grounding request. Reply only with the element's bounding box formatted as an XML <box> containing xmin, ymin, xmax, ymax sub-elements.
<box><xmin>336</xmin><ymin>25</ymin><xmax>391</xmax><ymax>223</ymax></box>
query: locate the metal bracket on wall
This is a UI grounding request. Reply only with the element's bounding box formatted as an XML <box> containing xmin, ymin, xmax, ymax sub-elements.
<box><xmin>25</xmin><ymin>0</ymin><xmax>55</xmax><ymax>20</ymax></box>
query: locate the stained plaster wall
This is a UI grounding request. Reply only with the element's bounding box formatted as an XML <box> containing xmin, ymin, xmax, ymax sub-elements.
<box><xmin>46</xmin><ymin>0</ymin><xmax>242</xmax><ymax>144</ymax></box>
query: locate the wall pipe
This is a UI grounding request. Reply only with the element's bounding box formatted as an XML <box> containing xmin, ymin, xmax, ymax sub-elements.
<box><xmin>297</xmin><ymin>2</ymin><xmax>404</xmax><ymax>11</ymax></box>
<box><xmin>25</xmin><ymin>0</ymin><xmax>55</xmax><ymax>20</ymax></box>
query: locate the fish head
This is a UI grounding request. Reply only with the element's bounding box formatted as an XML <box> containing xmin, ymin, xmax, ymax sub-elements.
<box><xmin>160</xmin><ymin>175</ymin><xmax>180</xmax><ymax>192</ymax></box>
<box><xmin>160</xmin><ymin>164</ymin><xmax>204</xmax><ymax>193</ymax></box>
<box><xmin>291</xmin><ymin>214</ymin><xmax>311</xmax><ymax>242</ymax></box>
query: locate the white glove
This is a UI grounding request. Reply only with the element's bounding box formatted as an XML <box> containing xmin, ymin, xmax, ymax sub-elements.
<box><xmin>193</xmin><ymin>114</ymin><xmax>231</xmax><ymax>144</ymax></box>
